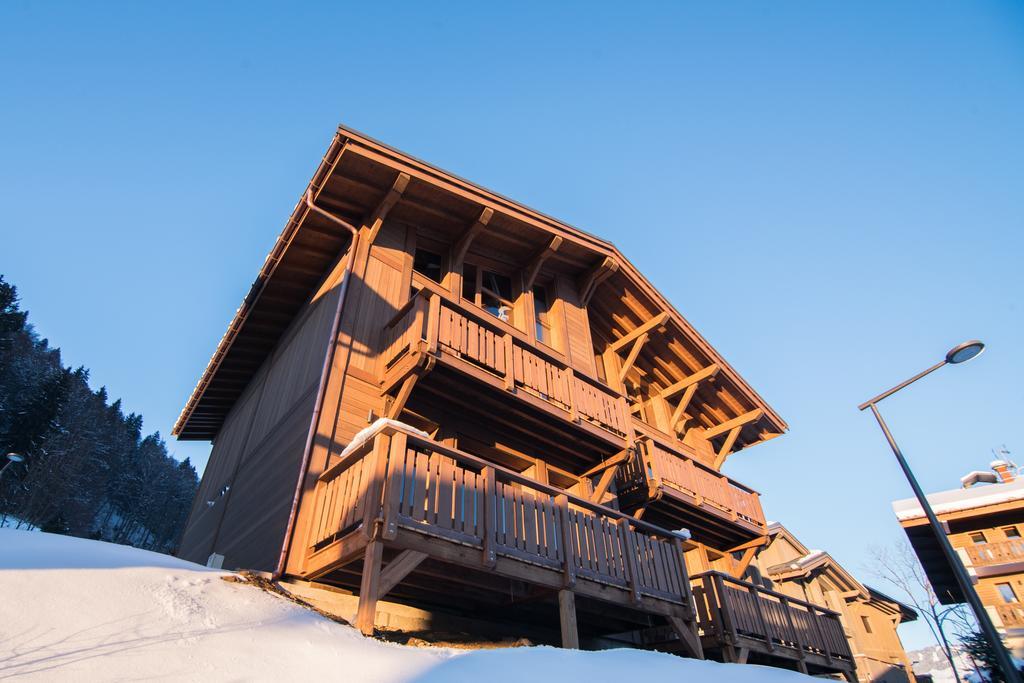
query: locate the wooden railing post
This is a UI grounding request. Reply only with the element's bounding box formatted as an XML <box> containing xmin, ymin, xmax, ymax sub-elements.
<box><xmin>618</xmin><ymin>518</ymin><xmax>641</xmax><ymax>604</ymax></box>
<box><xmin>482</xmin><ymin>466</ymin><xmax>497</xmax><ymax>567</ymax></box>
<box><xmin>425</xmin><ymin>294</ymin><xmax>440</xmax><ymax>354</ymax></box>
<box><xmin>712</xmin><ymin>573</ymin><xmax>739</xmax><ymax>645</ymax></box>
<box><xmin>565</xmin><ymin>368</ymin><xmax>579</xmax><ymax>423</ymax></box>
<box><xmin>381</xmin><ymin>432</ymin><xmax>406</xmax><ymax>540</ymax></box>
<box><xmin>557</xmin><ymin>494</ymin><xmax>576</xmax><ymax>588</ymax></box>
<box><xmin>361</xmin><ymin>433</ymin><xmax>392</xmax><ymax>538</ymax></box>
<box><xmin>502</xmin><ymin>333</ymin><xmax>515</xmax><ymax>391</ymax></box>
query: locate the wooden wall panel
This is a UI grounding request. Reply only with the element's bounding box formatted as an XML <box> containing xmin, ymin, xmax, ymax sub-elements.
<box><xmin>176</xmin><ymin>278</ymin><xmax>343</xmax><ymax>569</ymax></box>
<box><xmin>331</xmin><ymin>374</ymin><xmax>382</xmax><ymax>450</ymax></box>
<box><xmin>556</xmin><ymin>276</ymin><xmax>597</xmax><ymax>377</ymax></box>
<box><xmin>345</xmin><ymin>226</ymin><xmax>408</xmax><ymax>374</ymax></box>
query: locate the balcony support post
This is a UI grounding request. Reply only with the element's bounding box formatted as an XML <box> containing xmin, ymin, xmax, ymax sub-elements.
<box><xmin>355</xmin><ymin>539</ymin><xmax>384</xmax><ymax>636</ymax></box>
<box><xmin>558</xmin><ymin>589</ymin><xmax>580</xmax><ymax>649</ymax></box>
<box><xmin>668</xmin><ymin>615</ymin><xmax>705</xmax><ymax>660</ymax></box>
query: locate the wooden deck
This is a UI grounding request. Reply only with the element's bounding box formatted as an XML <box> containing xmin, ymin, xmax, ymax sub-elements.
<box><xmin>616</xmin><ymin>435</ymin><xmax>766</xmax><ymax>549</ymax></box>
<box><xmin>299</xmin><ymin>422</ymin><xmax>702</xmax><ymax>653</ymax></box>
<box><xmin>692</xmin><ymin>571</ymin><xmax>855</xmax><ymax>679</ymax></box>
<box><xmin>381</xmin><ymin>289</ymin><xmax>630</xmax><ymax>449</ymax></box>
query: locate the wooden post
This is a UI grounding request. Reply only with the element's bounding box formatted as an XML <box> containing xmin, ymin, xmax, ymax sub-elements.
<box><xmin>618</xmin><ymin>518</ymin><xmax>641</xmax><ymax>604</ymax></box>
<box><xmin>380</xmin><ymin>432</ymin><xmax>406</xmax><ymax>540</ymax></box>
<box><xmin>355</xmin><ymin>540</ymin><xmax>384</xmax><ymax>635</ymax></box>
<box><xmin>556</xmin><ymin>494</ymin><xmax>576</xmax><ymax>587</ymax></box>
<box><xmin>558</xmin><ymin>588</ymin><xmax>579</xmax><ymax>649</ymax></box>
<box><xmin>361</xmin><ymin>434</ymin><xmax>391</xmax><ymax>538</ymax></box>
<box><xmin>425</xmin><ymin>294</ymin><xmax>441</xmax><ymax>354</ymax></box>
<box><xmin>482</xmin><ymin>467</ymin><xmax>497</xmax><ymax>567</ymax></box>
<box><xmin>712</xmin><ymin>573</ymin><xmax>738</xmax><ymax>645</ymax></box>
<box><xmin>503</xmin><ymin>334</ymin><xmax>515</xmax><ymax>390</ymax></box>
<box><xmin>565</xmin><ymin>368</ymin><xmax>579</xmax><ymax>423</ymax></box>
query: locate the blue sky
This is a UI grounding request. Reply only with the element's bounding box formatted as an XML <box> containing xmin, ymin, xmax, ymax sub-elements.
<box><xmin>2</xmin><ymin>1</ymin><xmax>1022</xmax><ymax>650</ymax></box>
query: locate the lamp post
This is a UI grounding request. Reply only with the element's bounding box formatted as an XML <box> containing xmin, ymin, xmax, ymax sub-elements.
<box><xmin>1</xmin><ymin>452</ymin><xmax>25</xmax><ymax>478</ymax></box>
<box><xmin>859</xmin><ymin>341</ymin><xmax>1020</xmax><ymax>683</ymax></box>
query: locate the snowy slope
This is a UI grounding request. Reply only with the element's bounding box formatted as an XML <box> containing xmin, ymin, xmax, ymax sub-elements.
<box><xmin>0</xmin><ymin>529</ymin><xmax>814</xmax><ymax>682</ymax></box>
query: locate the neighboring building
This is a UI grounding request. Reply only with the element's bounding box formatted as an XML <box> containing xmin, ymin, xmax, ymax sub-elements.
<box><xmin>894</xmin><ymin>460</ymin><xmax>1024</xmax><ymax>658</ymax></box>
<box><xmin>688</xmin><ymin>522</ymin><xmax>916</xmax><ymax>681</ymax></box>
<box><xmin>173</xmin><ymin>125</ymin><xmax>857</xmax><ymax>676</ymax></box>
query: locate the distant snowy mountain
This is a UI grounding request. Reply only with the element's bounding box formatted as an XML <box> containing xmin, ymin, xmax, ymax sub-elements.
<box><xmin>908</xmin><ymin>644</ymin><xmax>978</xmax><ymax>682</ymax></box>
<box><xmin>0</xmin><ymin>529</ymin><xmax>818</xmax><ymax>682</ymax></box>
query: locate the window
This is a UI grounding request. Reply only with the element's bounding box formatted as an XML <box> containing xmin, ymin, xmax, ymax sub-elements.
<box><xmin>997</xmin><ymin>583</ymin><xmax>1018</xmax><ymax>604</ymax></box>
<box><xmin>462</xmin><ymin>263</ymin><xmax>515</xmax><ymax>323</ymax></box>
<box><xmin>1005</xmin><ymin>527</ymin><xmax>1022</xmax><ymax>539</ymax></box>
<box><xmin>970</xmin><ymin>532</ymin><xmax>988</xmax><ymax>545</ymax></box>
<box><xmin>861</xmin><ymin>616</ymin><xmax>873</xmax><ymax>634</ymax></box>
<box><xmin>413</xmin><ymin>248</ymin><xmax>443</xmax><ymax>283</ymax></box>
<box><xmin>533</xmin><ymin>284</ymin><xmax>553</xmax><ymax>345</ymax></box>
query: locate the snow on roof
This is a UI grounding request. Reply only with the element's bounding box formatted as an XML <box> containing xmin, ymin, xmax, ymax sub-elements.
<box><xmin>893</xmin><ymin>476</ymin><xmax>1024</xmax><ymax>521</ymax></box>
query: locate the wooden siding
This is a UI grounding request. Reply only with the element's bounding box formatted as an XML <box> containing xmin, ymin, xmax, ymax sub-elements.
<box><xmin>177</xmin><ymin>279</ymin><xmax>342</xmax><ymax>569</ymax></box>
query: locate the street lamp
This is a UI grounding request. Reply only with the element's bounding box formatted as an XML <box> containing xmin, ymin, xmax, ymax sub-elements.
<box><xmin>1</xmin><ymin>452</ymin><xmax>25</xmax><ymax>477</ymax></box>
<box><xmin>859</xmin><ymin>340</ymin><xmax>1021</xmax><ymax>683</ymax></box>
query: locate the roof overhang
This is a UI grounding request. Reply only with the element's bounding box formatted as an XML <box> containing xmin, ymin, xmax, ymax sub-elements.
<box><xmin>174</xmin><ymin>124</ymin><xmax>788</xmax><ymax>441</ymax></box>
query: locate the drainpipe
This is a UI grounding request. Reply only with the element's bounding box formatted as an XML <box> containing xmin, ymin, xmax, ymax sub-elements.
<box><xmin>274</xmin><ymin>189</ymin><xmax>360</xmax><ymax>578</ymax></box>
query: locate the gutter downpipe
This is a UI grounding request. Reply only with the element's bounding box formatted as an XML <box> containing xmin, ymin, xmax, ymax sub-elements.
<box><xmin>273</xmin><ymin>188</ymin><xmax>360</xmax><ymax>579</ymax></box>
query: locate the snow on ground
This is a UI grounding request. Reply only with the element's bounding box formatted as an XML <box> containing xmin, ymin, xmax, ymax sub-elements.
<box><xmin>0</xmin><ymin>529</ymin><xmax>814</xmax><ymax>682</ymax></box>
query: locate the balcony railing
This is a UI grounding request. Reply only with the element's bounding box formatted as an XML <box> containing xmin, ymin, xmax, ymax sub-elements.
<box><xmin>618</xmin><ymin>436</ymin><xmax>766</xmax><ymax>531</ymax></box>
<box><xmin>996</xmin><ymin>602</ymin><xmax>1024</xmax><ymax>629</ymax></box>
<box><xmin>693</xmin><ymin>571</ymin><xmax>854</xmax><ymax>668</ymax></box>
<box><xmin>965</xmin><ymin>539</ymin><xmax>1024</xmax><ymax>568</ymax></box>
<box><xmin>382</xmin><ymin>290</ymin><xmax>629</xmax><ymax>441</ymax></box>
<box><xmin>306</xmin><ymin>423</ymin><xmax>693</xmax><ymax>610</ymax></box>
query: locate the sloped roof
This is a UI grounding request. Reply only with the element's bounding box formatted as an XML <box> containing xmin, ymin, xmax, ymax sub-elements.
<box><xmin>173</xmin><ymin>125</ymin><xmax>787</xmax><ymax>441</ymax></box>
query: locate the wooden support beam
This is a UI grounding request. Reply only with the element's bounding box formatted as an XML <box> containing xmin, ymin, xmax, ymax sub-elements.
<box><xmin>578</xmin><ymin>256</ymin><xmax>618</xmax><ymax>306</ymax></box>
<box><xmin>730</xmin><ymin>546</ymin><xmax>758</xmax><ymax>579</ymax></box>
<box><xmin>365</xmin><ymin>172</ymin><xmax>411</xmax><ymax>244</ymax></box>
<box><xmin>452</xmin><ymin>207</ymin><xmax>494</xmax><ymax>267</ymax></box>
<box><xmin>703</xmin><ymin>408</ymin><xmax>763</xmax><ymax>440</ymax></box>
<box><xmin>667</xmin><ymin>616</ymin><xmax>704</xmax><ymax>660</ymax></box>
<box><xmin>670</xmin><ymin>383</ymin><xmax>699</xmax><ymax>431</ymax></box>
<box><xmin>608</xmin><ymin>312</ymin><xmax>669</xmax><ymax>353</ymax></box>
<box><xmin>558</xmin><ymin>589</ymin><xmax>579</xmax><ymax>649</ymax></box>
<box><xmin>355</xmin><ymin>540</ymin><xmax>384</xmax><ymax>635</ymax></box>
<box><xmin>714</xmin><ymin>426</ymin><xmax>742</xmax><ymax>468</ymax></box>
<box><xmin>659</xmin><ymin>364</ymin><xmax>720</xmax><ymax>400</ymax></box>
<box><xmin>590</xmin><ymin>466</ymin><xmax>618</xmax><ymax>504</ymax></box>
<box><xmin>385</xmin><ymin>373</ymin><xmax>420</xmax><ymax>419</ymax></box>
<box><xmin>522</xmin><ymin>236</ymin><xmax>562</xmax><ymax>290</ymax></box>
<box><xmin>580</xmin><ymin>449</ymin><xmax>631</xmax><ymax>478</ymax></box>
<box><xmin>377</xmin><ymin>549</ymin><xmax>428</xmax><ymax>599</ymax></box>
<box><xmin>617</xmin><ymin>332</ymin><xmax>648</xmax><ymax>383</ymax></box>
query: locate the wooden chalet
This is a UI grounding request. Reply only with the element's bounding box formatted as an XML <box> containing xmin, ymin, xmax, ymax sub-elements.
<box><xmin>895</xmin><ymin>460</ymin><xmax>1024</xmax><ymax>659</ymax></box>
<box><xmin>174</xmin><ymin>125</ymin><xmax>800</xmax><ymax>658</ymax></box>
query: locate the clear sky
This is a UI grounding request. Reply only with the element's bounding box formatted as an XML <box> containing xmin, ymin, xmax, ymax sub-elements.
<box><xmin>2</xmin><ymin>1</ymin><xmax>1022</xmax><ymax>651</ymax></box>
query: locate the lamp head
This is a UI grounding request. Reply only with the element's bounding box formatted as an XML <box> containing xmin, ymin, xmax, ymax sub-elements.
<box><xmin>946</xmin><ymin>340</ymin><xmax>985</xmax><ymax>365</ymax></box>
<box><xmin>5</xmin><ymin>453</ymin><xmax>25</xmax><ymax>463</ymax></box>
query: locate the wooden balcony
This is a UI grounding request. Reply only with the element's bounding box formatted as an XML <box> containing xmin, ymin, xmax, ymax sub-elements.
<box><xmin>381</xmin><ymin>290</ymin><xmax>630</xmax><ymax>449</ymax></box>
<box><xmin>693</xmin><ymin>571</ymin><xmax>856</xmax><ymax>679</ymax></box>
<box><xmin>965</xmin><ymin>539</ymin><xmax>1024</xmax><ymax>571</ymax></box>
<box><xmin>616</xmin><ymin>435</ymin><xmax>767</xmax><ymax>549</ymax></box>
<box><xmin>300</xmin><ymin>422</ymin><xmax>700</xmax><ymax>649</ymax></box>
<box><xmin>996</xmin><ymin>602</ymin><xmax>1024</xmax><ymax>629</ymax></box>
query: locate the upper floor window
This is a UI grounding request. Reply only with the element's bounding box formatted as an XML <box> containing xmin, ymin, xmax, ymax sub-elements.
<box><xmin>533</xmin><ymin>284</ymin><xmax>553</xmax><ymax>345</ymax></box>
<box><xmin>997</xmin><ymin>582</ymin><xmax>1018</xmax><ymax>603</ymax></box>
<box><xmin>970</xmin><ymin>532</ymin><xmax>987</xmax><ymax>545</ymax></box>
<box><xmin>413</xmin><ymin>248</ymin><xmax>443</xmax><ymax>283</ymax></box>
<box><xmin>462</xmin><ymin>263</ymin><xmax>514</xmax><ymax>323</ymax></box>
<box><xmin>1005</xmin><ymin>526</ymin><xmax>1021</xmax><ymax>539</ymax></box>
<box><xmin>860</xmin><ymin>616</ymin><xmax>873</xmax><ymax>634</ymax></box>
